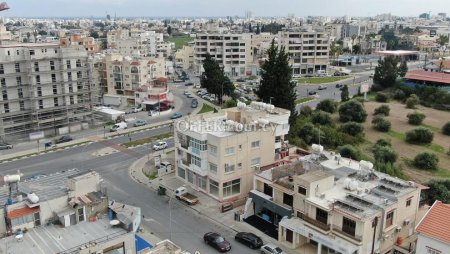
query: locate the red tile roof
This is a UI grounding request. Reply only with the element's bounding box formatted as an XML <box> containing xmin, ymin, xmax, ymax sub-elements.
<box><xmin>7</xmin><ymin>206</ymin><xmax>40</xmax><ymax>219</ymax></box>
<box><xmin>405</xmin><ymin>69</ymin><xmax>450</xmax><ymax>85</ymax></box>
<box><xmin>130</xmin><ymin>61</ymin><xmax>140</xmax><ymax>66</ymax></box>
<box><xmin>416</xmin><ymin>200</ymin><xmax>450</xmax><ymax>244</ymax></box>
<box><xmin>148</xmin><ymin>60</ymin><xmax>157</xmax><ymax>64</ymax></box>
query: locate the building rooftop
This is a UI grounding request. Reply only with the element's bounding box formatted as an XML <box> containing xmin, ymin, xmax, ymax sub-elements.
<box><xmin>0</xmin><ymin>218</ymin><xmax>129</xmax><ymax>254</ymax></box>
<box><xmin>416</xmin><ymin>200</ymin><xmax>450</xmax><ymax>244</ymax></box>
<box><xmin>405</xmin><ymin>69</ymin><xmax>450</xmax><ymax>85</ymax></box>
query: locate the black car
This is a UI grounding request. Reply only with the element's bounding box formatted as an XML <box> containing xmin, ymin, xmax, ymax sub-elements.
<box><xmin>235</xmin><ymin>232</ymin><xmax>263</xmax><ymax>249</ymax></box>
<box><xmin>335</xmin><ymin>84</ymin><xmax>343</xmax><ymax>88</ymax></box>
<box><xmin>204</xmin><ymin>232</ymin><xmax>231</xmax><ymax>252</ymax></box>
<box><xmin>55</xmin><ymin>135</ymin><xmax>73</xmax><ymax>144</ymax></box>
<box><xmin>236</xmin><ymin>78</ymin><xmax>245</xmax><ymax>82</ymax></box>
<box><xmin>191</xmin><ymin>101</ymin><xmax>198</xmax><ymax>108</ymax></box>
<box><xmin>185</xmin><ymin>82</ymin><xmax>194</xmax><ymax>86</ymax></box>
<box><xmin>308</xmin><ymin>90</ymin><xmax>317</xmax><ymax>95</ymax></box>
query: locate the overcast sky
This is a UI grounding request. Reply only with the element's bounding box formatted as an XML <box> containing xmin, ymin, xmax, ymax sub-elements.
<box><xmin>3</xmin><ymin>0</ymin><xmax>450</xmax><ymax>18</ymax></box>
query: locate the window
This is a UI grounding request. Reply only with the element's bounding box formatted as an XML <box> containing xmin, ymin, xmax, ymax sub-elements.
<box><xmin>283</xmin><ymin>193</ymin><xmax>293</xmax><ymax>207</ymax></box>
<box><xmin>70</xmin><ymin>96</ymin><xmax>74</xmax><ymax>105</ymax></box>
<box><xmin>34</xmin><ymin>62</ymin><xmax>39</xmax><ymax>72</ymax></box>
<box><xmin>263</xmin><ymin>183</ymin><xmax>273</xmax><ymax>196</ymax></box>
<box><xmin>406</xmin><ymin>198</ymin><xmax>412</xmax><ymax>207</ymax></box>
<box><xmin>76</xmin><ymin>59</ymin><xmax>81</xmax><ymax>68</ymax></box>
<box><xmin>0</xmin><ymin>64</ymin><xmax>3</xmax><ymax>74</ymax></box>
<box><xmin>66</xmin><ymin>60</ymin><xmax>71</xmax><ymax>69</ymax></box>
<box><xmin>386</xmin><ymin>210</ymin><xmax>394</xmax><ymax>228</ymax></box>
<box><xmin>187</xmin><ymin>170</ymin><xmax>194</xmax><ymax>184</ymax></box>
<box><xmin>53</xmin><ymin>84</ymin><xmax>57</xmax><ymax>95</ymax></box>
<box><xmin>190</xmin><ymin>138</ymin><xmax>207</xmax><ymax>154</ymax></box>
<box><xmin>209</xmin><ymin>163</ymin><xmax>217</xmax><ymax>174</ymax></box>
<box><xmin>4</xmin><ymin>103</ymin><xmax>9</xmax><ymax>113</ymax></box>
<box><xmin>224</xmin><ymin>164</ymin><xmax>235</xmax><ymax>173</ymax></box>
<box><xmin>35</xmin><ymin>75</ymin><xmax>40</xmax><ymax>85</ymax></box>
<box><xmin>11</xmin><ymin>214</ymin><xmax>34</xmax><ymax>227</ymax></box>
<box><xmin>19</xmin><ymin>101</ymin><xmax>25</xmax><ymax>111</ymax></box>
<box><xmin>1</xmin><ymin>78</ymin><xmax>5</xmax><ymax>87</ymax></box>
<box><xmin>223</xmin><ymin>179</ymin><xmax>240</xmax><ymax>197</ymax></box>
<box><xmin>342</xmin><ymin>217</ymin><xmax>356</xmax><ymax>236</ymax></box>
<box><xmin>37</xmin><ymin>87</ymin><xmax>42</xmax><ymax>97</ymax></box>
<box><xmin>2</xmin><ymin>90</ymin><xmax>7</xmax><ymax>100</ymax></box>
<box><xmin>251</xmin><ymin>157</ymin><xmax>261</xmax><ymax>166</ymax></box>
<box><xmin>15</xmin><ymin>63</ymin><xmax>20</xmax><ymax>73</ymax></box>
<box><xmin>191</xmin><ymin>155</ymin><xmax>201</xmax><ymax>167</ymax></box>
<box><xmin>69</xmin><ymin>84</ymin><xmax>73</xmax><ymax>93</ymax></box>
<box><xmin>426</xmin><ymin>247</ymin><xmax>442</xmax><ymax>254</ymax></box>
<box><xmin>29</xmin><ymin>49</ymin><xmax>35</xmax><ymax>55</ymax></box>
<box><xmin>52</xmin><ymin>74</ymin><xmax>56</xmax><ymax>83</ymax></box>
<box><xmin>67</xmin><ymin>72</ymin><xmax>72</xmax><ymax>81</ymax></box>
<box><xmin>251</xmin><ymin>140</ymin><xmax>260</xmax><ymax>148</ymax></box>
<box><xmin>209</xmin><ymin>179</ymin><xmax>219</xmax><ymax>196</ymax></box>
<box><xmin>78</xmin><ymin>207</ymin><xmax>84</xmax><ymax>222</ymax></box>
<box><xmin>316</xmin><ymin>208</ymin><xmax>328</xmax><ymax>225</ymax></box>
<box><xmin>54</xmin><ymin>98</ymin><xmax>58</xmax><ymax>107</ymax></box>
<box><xmin>50</xmin><ymin>60</ymin><xmax>55</xmax><ymax>70</ymax></box>
<box><xmin>77</xmin><ymin>71</ymin><xmax>82</xmax><ymax>79</ymax></box>
<box><xmin>209</xmin><ymin>145</ymin><xmax>217</xmax><ymax>155</ymax></box>
<box><xmin>177</xmin><ymin>167</ymin><xmax>185</xmax><ymax>179</ymax></box>
<box><xmin>18</xmin><ymin>88</ymin><xmax>23</xmax><ymax>98</ymax></box>
<box><xmin>16</xmin><ymin>77</ymin><xmax>21</xmax><ymax>86</ymax></box>
<box><xmin>225</xmin><ymin>147</ymin><xmax>235</xmax><ymax>155</ymax></box>
<box><xmin>197</xmin><ymin>176</ymin><xmax>207</xmax><ymax>190</ymax></box>
<box><xmin>38</xmin><ymin>100</ymin><xmax>43</xmax><ymax>109</ymax></box>
<box><xmin>298</xmin><ymin>186</ymin><xmax>307</xmax><ymax>195</ymax></box>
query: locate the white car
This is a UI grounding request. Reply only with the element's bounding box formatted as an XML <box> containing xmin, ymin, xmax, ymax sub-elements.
<box><xmin>131</xmin><ymin>106</ymin><xmax>143</xmax><ymax>113</ymax></box>
<box><xmin>260</xmin><ymin>243</ymin><xmax>285</xmax><ymax>254</ymax></box>
<box><xmin>153</xmin><ymin>141</ymin><xmax>168</xmax><ymax>151</ymax></box>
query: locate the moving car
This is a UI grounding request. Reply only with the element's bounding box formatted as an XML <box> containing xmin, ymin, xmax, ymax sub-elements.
<box><xmin>153</xmin><ymin>141</ymin><xmax>167</xmax><ymax>151</ymax></box>
<box><xmin>133</xmin><ymin>119</ymin><xmax>147</xmax><ymax>127</ymax></box>
<box><xmin>183</xmin><ymin>91</ymin><xmax>190</xmax><ymax>95</ymax></box>
<box><xmin>335</xmin><ymin>84</ymin><xmax>343</xmax><ymax>88</ymax></box>
<box><xmin>318</xmin><ymin>85</ymin><xmax>327</xmax><ymax>90</ymax></box>
<box><xmin>170</xmin><ymin>112</ymin><xmax>183</xmax><ymax>119</ymax></box>
<box><xmin>203</xmin><ymin>232</ymin><xmax>231</xmax><ymax>252</ymax></box>
<box><xmin>308</xmin><ymin>90</ymin><xmax>317</xmax><ymax>95</ymax></box>
<box><xmin>131</xmin><ymin>106</ymin><xmax>143</xmax><ymax>113</ymax></box>
<box><xmin>0</xmin><ymin>143</ymin><xmax>13</xmax><ymax>150</ymax></box>
<box><xmin>110</xmin><ymin>122</ymin><xmax>127</xmax><ymax>132</ymax></box>
<box><xmin>234</xmin><ymin>232</ymin><xmax>263</xmax><ymax>249</ymax></box>
<box><xmin>55</xmin><ymin>135</ymin><xmax>73</xmax><ymax>144</ymax></box>
<box><xmin>185</xmin><ymin>92</ymin><xmax>192</xmax><ymax>97</ymax></box>
<box><xmin>260</xmin><ymin>243</ymin><xmax>285</xmax><ymax>254</ymax></box>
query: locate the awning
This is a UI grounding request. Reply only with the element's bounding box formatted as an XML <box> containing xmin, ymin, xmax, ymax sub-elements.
<box><xmin>249</xmin><ymin>190</ymin><xmax>293</xmax><ymax>218</ymax></box>
<box><xmin>56</xmin><ymin>208</ymin><xmax>75</xmax><ymax>217</ymax></box>
<box><xmin>8</xmin><ymin>206</ymin><xmax>39</xmax><ymax>219</ymax></box>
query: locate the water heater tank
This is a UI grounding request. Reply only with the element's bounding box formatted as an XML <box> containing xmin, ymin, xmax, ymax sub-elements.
<box><xmin>4</xmin><ymin>175</ymin><xmax>20</xmax><ymax>183</ymax></box>
<box><xmin>27</xmin><ymin>193</ymin><xmax>40</xmax><ymax>204</ymax></box>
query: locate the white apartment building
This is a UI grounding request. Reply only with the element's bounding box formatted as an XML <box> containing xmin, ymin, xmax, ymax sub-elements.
<box><xmin>107</xmin><ymin>29</ymin><xmax>165</xmax><ymax>57</ymax></box>
<box><xmin>174</xmin><ymin>102</ymin><xmax>290</xmax><ymax>202</ymax></box>
<box><xmin>278</xmin><ymin>29</ymin><xmax>330</xmax><ymax>77</ymax></box>
<box><xmin>416</xmin><ymin>200</ymin><xmax>450</xmax><ymax>254</ymax></box>
<box><xmin>193</xmin><ymin>33</ymin><xmax>256</xmax><ymax>77</ymax></box>
<box><xmin>175</xmin><ymin>45</ymin><xmax>194</xmax><ymax>70</ymax></box>
<box><xmin>0</xmin><ymin>43</ymin><xmax>95</xmax><ymax>139</ymax></box>
<box><xmin>248</xmin><ymin>146</ymin><xmax>422</xmax><ymax>254</ymax></box>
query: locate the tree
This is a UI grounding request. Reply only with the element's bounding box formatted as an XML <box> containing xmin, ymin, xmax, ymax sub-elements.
<box><xmin>375</xmin><ymin>138</ymin><xmax>392</xmax><ymax>147</ymax></box>
<box><xmin>437</xmin><ymin>35</ymin><xmax>449</xmax><ymax>47</ymax></box>
<box><xmin>340</xmin><ymin>122</ymin><xmax>364</xmax><ymax>136</ymax></box>
<box><xmin>373</xmin><ymin>145</ymin><xmax>398</xmax><ymax>163</ymax></box>
<box><xmin>406</xmin><ymin>127</ymin><xmax>434</xmax><ymax>144</ymax></box>
<box><xmin>167</xmin><ymin>26</ymin><xmax>172</xmax><ymax>35</ymax></box>
<box><xmin>256</xmin><ymin>24</ymin><xmax>260</xmax><ymax>34</ymax></box>
<box><xmin>375</xmin><ymin>161</ymin><xmax>404</xmax><ymax>178</ymax></box>
<box><xmin>223</xmin><ymin>99</ymin><xmax>237</xmax><ymax>108</ymax></box>
<box><xmin>338</xmin><ymin>144</ymin><xmax>360</xmax><ymax>160</ymax></box>
<box><xmin>373</xmin><ymin>117</ymin><xmax>391</xmax><ymax>132</ymax></box>
<box><xmin>373</xmin><ymin>56</ymin><xmax>400</xmax><ymax>88</ymax></box>
<box><xmin>338</xmin><ymin>100</ymin><xmax>367</xmax><ymax>123</ymax></box>
<box><xmin>316</xmin><ymin>99</ymin><xmax>337</xmax><ymax>113</ymax></box>
<box><xmin>257</xmin><ymin>40</ymin><xmax>296</xmax><ymax>123</ymax></box>
<box><xmin>407</xmin><ymin>112</ymin><xmax>426</xmax><ymax>125</ymax></box>
<box><xmin>311</xmin><ymin>110</ymin><xmax>333</xmax><ymax>126</ymax></box>
<box><xmin>413</xmin><ymin>152</ymin><xmax>439</xmax><ymax>171</ymax></box>
<box><xmin>297</xmin><ymin>123</ymin><xmax>323</xmax><ymax>145</ymax></box>
<box><xmin>442</xmin><ymin>121</ymin><xmax>450</xmax><ymax>136</ymax></box>
<box><xmin>375</xmin><ymin>93</ymin><xmax>389</xmax><ymax>102</ymax></box>
<box><xmin>100</xmin><ymin>39</ymin><xmax>107</xmax><ymax>49</ymax></box>
<box><xmin>423</xmin><ymin>180</ymin><xmax>450</xmax><ymax>205</ymax></box>
<box><xmin>374</xmin><ymin>105</ymin><xmax>390</xmax><ymax>116</ymax></box>
<box><xmin>200</xmin><ymin>53</ymin><xmax>234</xmax><ymax>105</ymax></box>
<box><xmin>405</xmin><ymin>94</ymin><xmax>420</xmax><ymax>108</ymax></box>
<box><xmin>299</xmin><ymin>106</ymin><xmax>313</xmax><ymax>116</ymax></box>
<box><xmin>399</xmin><ymin>61</ymin><xmax>408</xmax><ymax>77</ymax></box>
<box><xmin>90</xmin><ymin>31</ymin><xmax>99</xmax><ymax>39</ymax></box>
<box><xmin>340</xmin><ymin>85</ymin><xmax>349</xmax><ymax>101</ymax></box>
<box><xmin>352</xmin><ymin>44</ymin><xmax>361</xmax><ymax>54</ymax></box>
<box><xmin>248</xmin><ymin>23</ymin><xmax>252</xmax><ymax>32</ymax></box>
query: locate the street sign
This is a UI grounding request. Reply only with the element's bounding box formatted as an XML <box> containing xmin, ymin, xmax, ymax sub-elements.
<box><xmin>360</xmin><ymin>83</ymin><xmax>370</xmax><ymax>93</ymax></box>
<box><xmin>29</xmin><ymin>131</ymin><xmax>44</xmax><ymax>141</ymax></box>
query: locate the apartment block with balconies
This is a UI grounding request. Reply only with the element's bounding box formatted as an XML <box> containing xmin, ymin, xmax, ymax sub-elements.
<box><xmin>278</xmin><ymin>29</ymin><xmax>330</xmax><ymax>77</ymax></box>
<box><xmin>174</xmin><ymin>102</ymin><xmax>290</xmax><ymax>202</ymax></box>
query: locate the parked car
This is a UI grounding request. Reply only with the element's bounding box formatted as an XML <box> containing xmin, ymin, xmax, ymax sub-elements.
<box><xmin>201</xmin><ymin>94</ymin><xmax>210</xmax><ymax>99</ymax></box>
<box><xmin>110</xmin><ymin>122</ymin><xmax>127</xmax><ymax>132</ymax></box>
<box><xmin>55</xmin><ymin>135</ymin><xmax>73</xmax><ymax>144</ymax></box>
<box><xmin>369</xmin><ymin>73</ymin><xmax>374</xmax><ymax>78</ymax></box>
<box><xmin>175</xmin><ymin>186</ymin><xmax>199</xmax><ymax>205</ymax></box>
<box><xmin>335</xmin><ymin>84</ymin><xmax>343</xmax><ymax>88</ymax></box>
<box><xmin>194</xmin><ymin>84</ymin><xmax>201</xmax><ymax>89</ymax></box>
<box><xmin>260</xmin><ymin>243</ymin><xmax>285</xmax><ymax>254</ymax></box>
<box><xmin>170</xmin><ymin>112</ymin><xmax>183</xmax><ymax>119</ymax></box>
<box><xmin>318</xmin><ymin>85</ymin><xmax>327</xmax><ymax>90</ymax></box>
<box><xmin>203</xmin><ymin>232</ymin><xmax>231</xmax><ymax>252</ymax></box>
<box><xmin>153</xmin><ymin>141</ymin><xmax>168</xmax><ymax>151</ymax></box>
<box><xmin>191</xmin><ymin>101</ymin><xmax>198</xmax><ymax>108</ymax></box>
<box><xmin>308</xmin><ymin>90</ymin><xmax>317</xmax><ymax>95</ymax></box>
<box><xmin>133</xmin><ymin>119</ymin><xmax>147</xmax><ymax>127</ymax></box>
<box><xmin>185</xmin><ymin>82</ymin><xmax>194</xmax><ymax>86</ymax></box>
<box><xmin>0</xmin><ymin>143</ymin><xmax>13</xmax><ymax>150</ymax></box>
<box><xmin>234</xmin><ymin>232</ymin><xmax>263</xmax><ymax>249</ymax></box>
<box><xmin>187</xmin><ymin>94</ymin><xmax>194</xmax><ymax>98</ymax></box>
<box><xmin>185</xmin><ymin>92</ymin><xmax>192</xmax><ymax>97</ymax></box>
<box><xmin>131</xmin><ymin>106</ymin><xmax>143</xmax><ymax>113</ymax></box>
<box><xmin>183</xmin><ymin>91</ymin><xmax>190</xmax><ymax>95</ymax></box>
<box><xmin>174</xmin><ymin>79</ymin><xmax>184</xmax><ymax>83</ymax></box>
<box><xmin>304</xmin><ymin>74</ymin><xmax>314</xmax><ymax>77</ymax></box>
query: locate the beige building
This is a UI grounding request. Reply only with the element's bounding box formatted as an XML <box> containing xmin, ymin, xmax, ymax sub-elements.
<box><xmin>175</xmin><ymin>45</ymin><xmax>194</xmax><ymax>70</ymax></box>
<box><xmin>104</xmin><ymin>54</ymin><xmax>166</xmax><ymax>103</ymax></box>
<box><xmin>193</xmin><ymin>33</ymin><xmax>256</xmax><ymax>77</ymax></box>
<box><xmin>174</xmin><ymin>101</ymin><xmax>290</xmax><ymax>202</ymax></box>
<box><xmin>60</xmin><ymin>34</ymin><xmax>100</xmax><ymax>54</ymax></box>
<box><xmin>0</xmin><ymin>42</ymin><xmax>95</xmax><ymax>139</ymax></box>
<box><xmin>247</xmin><ymin>146</ymin><xmax>422</xmax><ymax>254</ymax></box>
<box><xmin>278</xmin><ymin>29</ymin><xmax>330</xmax><ymax>77</ymax></box>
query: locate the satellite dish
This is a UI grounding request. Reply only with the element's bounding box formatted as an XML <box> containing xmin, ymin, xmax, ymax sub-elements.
<box><xmin>110</xmin><ymin>219</ymin><xmax>120</xmax><ymax>226</ymax></box>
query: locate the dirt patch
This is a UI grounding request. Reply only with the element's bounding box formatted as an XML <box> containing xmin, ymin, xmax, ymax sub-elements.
<box><xmin>362</xmin><ymin>101</ymin><xmax>450</xmax><ymax>183</ymax></box>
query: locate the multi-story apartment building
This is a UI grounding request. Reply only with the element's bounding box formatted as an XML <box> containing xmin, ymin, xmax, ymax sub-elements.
<box><xmin>104</xmin><ymin>54</ymin><xmax>166</xmax><ymax>105</ymax></box>
<box><xmin>278</xmin><ymin>29</ymin><xmax>330</xmax><ymax>77</ymax></box>
<box><xmin>0</xmin><ymin>43</ymin><xmax>94</xmax><ymax>139</ymax></box>
<box><xmin>193</xmin><ymin>33</ymin><xmax>255</xmax><ymax>77</ymax></box>
<box><xmin>247</xmin><ymin>146</ymin><xmax>422</xmax><ymax>254</ymax></box>
<box><xmin>60</xmin><ymin>34</ymin><xmax>99</xmax><ymax>54</ymax></box>
<box><xmin>107</xmin><ymin>29</ymin><xmax>165</xmax><ymax>58</ymax></box>
<box><xmin>174</xmin><ymin>102</ymin><xmax>290</xmax><ymax>202</ymax></box>
<box><xmin>175</xmin><ymin>45</ymin><xmax>194</xmax><ymax>70</ymax></box>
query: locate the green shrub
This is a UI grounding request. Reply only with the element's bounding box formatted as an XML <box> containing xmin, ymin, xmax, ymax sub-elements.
<box><xmin>393</xmin><ymin>89</ymin><xmax>406</xmax><ymax>100</ymax></box>
<box><xmin>373</xmin><ymin>117</ymin><xmax>391</xmax><ymax>132</ymax></box>
<box><xmin>338</xmin><ymin>100</ymin><xmax>368</xmax><ymax>123</ymax></box>
<box><xmin>405</xmin><ymin>94</ymin><xmax>420</xmax><ymax>109</ymax></box>
<box><xmin>375</xmin><ymin>138</ymin><xmax>392</xmax><ymax>147</ymax></box>
<box><xmin>373</xmin><ymin>145</ymin><xmax>398</xmax><ymax>163</ymax></box>
<box><xmin>316</xmin><ymin>99</ymin><xmax>337</xmax><ymax>114</ymax></box>
<box><xmin>407</xmin><ymin>112</ymin><xmax>426</xmax><ymax>125</ymax></box>
<box><xmin>300</xmin><ymin>106</ymin><xmax>313</xmax><ymax>116</ymax></box>
<box><xmin>442</xmin><ymin>121</ymin><xmax>450</xmax><ymax>136</ymax></box>
<box><xmin>374</xmin><ymin>105</ymin><xmax>390</xmax><ymax>116</ymax></box>
<box><xmin>423</xmin><ymin>180</ymin><xmax>450</xmax><ymax>205</ymax></box>
<box><xmin>338</xmin><ymin>144</ymin><xmax>361</xmax><ymax>160</ymax></box>
<box><xmin>375</xmin><ymin>93</ymin><xmax>389</xmax><ymax>102</ymax></box>
<box><xmin>311</xmin><ymin>110</ymin><xmax>333</xmax><ymax>126</ymax></box>
<box><xmin>406</xmin><ymin>127</ymin><xmax>434</xmax><ymax>144</ymax></box>
<box><xmin>375</xmin><ymin>161</ymin><xmax>404</xmax><ymax>178</ymax></box>
<box><xmin>340</xmin><ymin>122</ymin><xmax>364</xmax><ymax>136</ymax></box>
<box><xmin>413</xmin><ymin>152</ymin><xmax>439</xmax><ymax>171</ymax></box>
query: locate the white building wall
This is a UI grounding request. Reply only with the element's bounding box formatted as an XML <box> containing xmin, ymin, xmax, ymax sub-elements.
<box><xmin>416</xmin><ymin>234</ymin><xmax>450</xmax><ymax>254</ymax></box>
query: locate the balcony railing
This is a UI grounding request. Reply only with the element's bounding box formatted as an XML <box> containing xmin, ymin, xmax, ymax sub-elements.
<box><xmin>300</xmin><ymin>214</ymin><xmax>330</xmax><ymax>232</ymax></box>
<box><xmin>333</xmin><ymin>226</ymin><xmax>362</xmax><ymax>242</ymax></box>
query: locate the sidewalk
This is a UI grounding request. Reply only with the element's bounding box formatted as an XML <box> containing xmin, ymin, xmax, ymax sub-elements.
<box><xmin>128</xmin><ymin>155</ymin><xmax>300</xmax><ymax>254</ymax></box>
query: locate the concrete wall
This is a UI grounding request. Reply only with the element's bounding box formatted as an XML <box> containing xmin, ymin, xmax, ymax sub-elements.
<box><xmin>416</xmin><ymin>234</ymin><xmax>450</xmax><ymax>254</ymax></box>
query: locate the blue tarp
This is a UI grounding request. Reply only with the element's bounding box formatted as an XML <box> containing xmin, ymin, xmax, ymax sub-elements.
<box><xmin>135</xmin><ymin>234</ymin><xmax>153</xmax><ymax>252</ymax></box>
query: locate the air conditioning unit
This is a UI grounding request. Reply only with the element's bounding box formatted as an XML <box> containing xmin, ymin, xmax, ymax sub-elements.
<box><xmin>383</xmin><ymin>234</ymin><xmax>390</xmax><ymax>240</ymax></box>
<box><xmin>404</xmin><ymin>219</ymin><xmax>410</xmax><ymax>226</ymax></box>
<box><xmin>395</xmin><ymin>226</ymin><xmax>402</xmax><ymax>233</ymax></box>
<box><xmin>253</xmin><ymin>164</ymin><xmax>260</xmax><ymax>170</ymax></box>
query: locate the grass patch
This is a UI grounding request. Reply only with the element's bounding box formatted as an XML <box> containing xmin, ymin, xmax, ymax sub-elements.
<box><xmin>148</xmin><ymin>171</ymin><xmax>158</xmax><ymax>180</ymax></box>
<box><xmin>421</xmin><ymin>124</ymin><xmax>441</xmax><ymax>133</ymax></box>
<box><xmin>297</xmin><ymin>76</ymin><xmax>350</xmax><ymax>84</ymax></box>
<box><xmin>295</xmin><ymin>97</ymin><xmax>315</xmax><ymax>104</ymax></box>
<box><xmin>435</xmin><ymin>168</ymin><xmax>450</xmax><ymax>178</ymax></box>
<box><xmin>198</xmin><ymin>104</ymin><xmax>214</xmax><ymax>114</ymax></box>
<box><xmin>122</xmin><ymin>132</ymin><xmax>172</xmax><ymax>148</ymax></box>
<box><xmin>165</xmin><ymin>35</ymin><xmax>193</xmax><ymax>50</ymax></box>
<box><xmin>387</xmin><ymin>130</ymin><xmax>406</xmax><ymax>140</ymax></box>
<box><xmin>425</xmin><ymin>143</ymin><xmax>446</xmax><ymax>154</ymax></box>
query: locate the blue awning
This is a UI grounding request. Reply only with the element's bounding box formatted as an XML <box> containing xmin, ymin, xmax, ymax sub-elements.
<box><xmin>135</xmin><ymin>234</ymin><xmax>153</xmax><ymax>252</ymax></box>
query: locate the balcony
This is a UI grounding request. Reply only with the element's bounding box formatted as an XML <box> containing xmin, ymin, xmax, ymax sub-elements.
<box><xmin>333</xmin><ymin>226</ymin><xmax>362</xmax><ymax>242</ymax></box>
<box><xmin>299</xmin><ymin>214</ymin><xmax>330</xmax><ymax>232</ymax></box>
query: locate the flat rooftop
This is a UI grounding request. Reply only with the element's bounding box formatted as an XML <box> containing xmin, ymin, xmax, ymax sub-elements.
<box><xmin>0</xmin><ymin>218</ymin><xmax>129</xmax><ymax>254</ymax></box>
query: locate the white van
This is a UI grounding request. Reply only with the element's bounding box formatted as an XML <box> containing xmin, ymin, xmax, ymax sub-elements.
<box><xmin>110</xmin><ymin>122</ymin><xmax>127</xmax><ymax>132</ymax></box>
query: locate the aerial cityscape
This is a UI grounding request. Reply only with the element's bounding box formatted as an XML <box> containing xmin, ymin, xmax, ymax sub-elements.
<box><xmin>0</xmin><ymin>1</ymin><xmax>450</xmax><ymax>253</ymax></box>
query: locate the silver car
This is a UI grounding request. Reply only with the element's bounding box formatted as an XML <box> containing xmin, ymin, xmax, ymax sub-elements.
<box><xmin>0</xmin><ymin>143</ymin><xmax>13</xmax><ymax>150</ymax></box>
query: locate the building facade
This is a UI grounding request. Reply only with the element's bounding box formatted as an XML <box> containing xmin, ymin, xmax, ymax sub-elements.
<box><xmin>278</xmin><ymin>29</ymin><xmax>330</xmax><ymax>77</ymax></box>
<box><xmin>416</xmin><ymin>200</ymin><xmax>450</xmax><ymax>254</ymax></box>
<box><xmin>0</xmin><ymin>43</ymin><xmax>95</xmax><ymax>139</ymax></box>
<box><xmin>174</xmin><ymin>102</ymin><xmax>290</xmax><ymax>202</ymax></box>
<box><xmin>60</xmin><ymin>34</ymin><xmax>100</xmax><ymax>54</ymax></box>
<box><xmin>175</xmin><ymin>45</ymin><xmax>194</xmax><ymax>70</ymax></box>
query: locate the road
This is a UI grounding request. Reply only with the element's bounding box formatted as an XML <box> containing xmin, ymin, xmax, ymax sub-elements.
<box><xmin>0</xmin><ymin>126</ymin><xmax>258</xmax><ymax>254</ymax></box>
